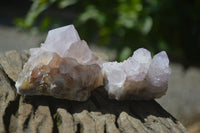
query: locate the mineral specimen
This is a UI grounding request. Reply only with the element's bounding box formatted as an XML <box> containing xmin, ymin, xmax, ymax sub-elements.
<box><xmin>102</xmin><ymin>48</ymin><xmax>171</xmax><ymax>100</ymax></box>
<box><xmin>15</xmin><ymin>25</ymin><xmax>103</xmax><ymax>101</ymax></box>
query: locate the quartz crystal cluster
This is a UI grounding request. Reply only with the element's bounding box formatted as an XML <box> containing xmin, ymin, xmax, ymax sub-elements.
<box><xmin>15</xmin><ymin>24</ymin><xmax>171</xmax><ymax>101</ymax></box>
<box><xmin>102</xmin><ymin>48</ymin><xmax>171</xmax><ymax>100</ymax></box>
<box><xmin>15</xmin><ymin>25</ymin><xmax>103</xmax><ymax>101</ymax></box>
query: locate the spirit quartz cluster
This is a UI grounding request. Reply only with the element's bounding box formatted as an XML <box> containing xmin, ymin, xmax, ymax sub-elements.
<box><xmin>15</xmin><ymin>24</ymin><xmax>171</xmax><ymax>101</ymax></box>
<box><xmin>102</xmin><ymin>48</ymin><xmax>171</xmax><ymax>100</ymax></box>
<box><xmin>16</xmin><ymin>25</ymin><xmax>103</xmax><ymax>101</ymax></box>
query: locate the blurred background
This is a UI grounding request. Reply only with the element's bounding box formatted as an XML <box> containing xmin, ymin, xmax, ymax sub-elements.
<box><xmin>0</xmin><ymin>0</ymin><xmax>200</xmax><ymax>132</ymax></box>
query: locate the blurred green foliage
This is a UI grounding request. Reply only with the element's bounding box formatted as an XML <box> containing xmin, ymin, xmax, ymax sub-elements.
<box><xmin>14</xmin><ymin>0</ymin><xmax>200</xmax><ymax>64</ymax></box>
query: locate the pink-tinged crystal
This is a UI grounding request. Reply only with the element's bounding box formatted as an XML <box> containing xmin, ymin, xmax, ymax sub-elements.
<box><xmin>102</xmin><ymin>48</ymin><xmax>171</xmax><ymax>100</ymax></box>
<box><xmin>16</xmin><ymin>25</ymin><xmax>103</xmax><ymax>101</ymax></box>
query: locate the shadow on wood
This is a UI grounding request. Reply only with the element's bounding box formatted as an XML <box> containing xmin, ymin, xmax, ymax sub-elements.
<box><xmin>0</xmin><ymin>50</ymin><xmax>188</xmax><ymax>133</ymax></box>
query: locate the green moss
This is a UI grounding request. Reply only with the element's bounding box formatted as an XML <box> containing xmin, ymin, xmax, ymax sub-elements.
<box><xmin>53</xmin><ymin>113</ymin><xmax>62</xmax><ymax>127</ymax></box>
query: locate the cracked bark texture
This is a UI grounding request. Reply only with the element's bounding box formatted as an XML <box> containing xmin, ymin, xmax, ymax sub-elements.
<box><xmin>0</xmin><ymin>50</ymin><xmax>188</xmax><ymax>133</ymax></box>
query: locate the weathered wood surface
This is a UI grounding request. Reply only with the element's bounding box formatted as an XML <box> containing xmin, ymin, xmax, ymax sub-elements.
<box><xmin>0</xmin><ymin>50</ymin><xmax>188</xmax><ymax>133</ymax></box>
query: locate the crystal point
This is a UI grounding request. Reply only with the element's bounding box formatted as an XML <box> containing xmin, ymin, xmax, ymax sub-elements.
<box><xmin>42</xmin><ymin>25</ymin><xmax>80</xmax><ymax>57</ymax></box>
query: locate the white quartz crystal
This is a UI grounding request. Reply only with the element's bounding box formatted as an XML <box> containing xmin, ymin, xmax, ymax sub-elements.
<box><xmin>102</xmin><ymin>48</ymin><xmax>171</xmax><ymax>100</ymax></box>
<box><xmin>16</xmin><ymin>25</ymin><xmax>103</xmax><ymax>101</ymax></box>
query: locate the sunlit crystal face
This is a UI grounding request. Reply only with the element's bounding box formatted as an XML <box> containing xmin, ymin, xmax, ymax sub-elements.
<box><xmin>124</xmin><ymin>48</ymin><xmax>152</xmax><ymax>81</ymax></box>
<box><xmin>103</xmin><ymin>62</ymin><xmax>126</xmax><ymax>87</ymax></box>
<box><xmin>64</xmin><ymin>40</ymin><xmax>93</xmax><ymax>64</ymax></box>
<box><xmin>41</xmin><ymin>25</ymin><xmax>80</xmax><ymax>57</ymax></box>
<box><xmin>132</xmin><ymin>48</ymin><xmax>152</xmax><ymax>64</ymax></box>
<box><xmin>147</xmin><ymin>51</ymin><xmax>171</xmax><ymax>90</ymax></box>
<box><xmin>102</xmin><ymin>48</ymin><xmax>171</xmax><ymax>100</ymax></box>
<box><xmin>15</xmin><ymin>25</ymin><xmax>103</xmax><ymax>101</ymax></box>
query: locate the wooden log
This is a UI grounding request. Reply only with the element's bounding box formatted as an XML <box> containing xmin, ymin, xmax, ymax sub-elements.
<box><xmin>0</xmin><ymin>50</ymin><xmax>188</xmax><ymax>133</ymax></box>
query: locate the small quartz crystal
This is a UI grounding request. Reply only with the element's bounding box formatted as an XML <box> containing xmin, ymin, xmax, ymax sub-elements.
<box><xmin>16</xmin><ymin>25</ymin><xmax>103</xmax><ymax>101</ymax></box>
<box><xmin>102</xmin><ymin>48</ymin><xmax>171</xmax><ymax>100</ymax></box>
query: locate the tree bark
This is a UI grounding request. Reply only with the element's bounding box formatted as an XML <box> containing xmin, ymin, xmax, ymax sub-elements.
<box><xmin>0</xmin><ymin>50</ymin><xmax>188</xmax><ymax>133</ymax></box>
